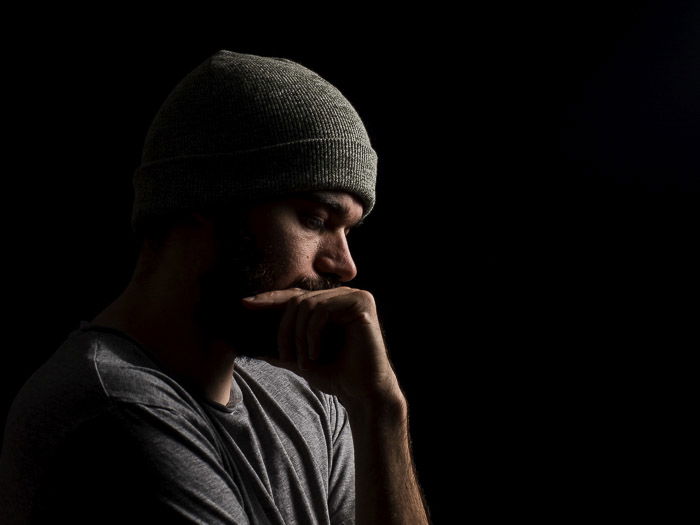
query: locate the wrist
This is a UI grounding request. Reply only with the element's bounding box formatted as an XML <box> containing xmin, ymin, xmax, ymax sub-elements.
<box><xmin>342</xmin><ymin>387</ymin><xmax>408</xmax><ymax>425</ymax></box>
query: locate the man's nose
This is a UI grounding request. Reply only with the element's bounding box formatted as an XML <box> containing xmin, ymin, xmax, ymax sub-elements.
<box><xmin>314</xmin><ymin>233</ymin><xmax>358</xmax><ymax>283</ymax></box>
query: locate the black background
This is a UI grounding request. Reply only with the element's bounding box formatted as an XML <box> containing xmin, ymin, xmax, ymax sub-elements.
<box><xmin>3</xmin><ymin>3</ymin><xmax>698</xmax><ymax>521</ymax></box>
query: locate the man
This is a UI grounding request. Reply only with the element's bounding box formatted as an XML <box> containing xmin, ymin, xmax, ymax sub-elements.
<box><xmin>0</xmin><ymin>50</ymin><xmax>430</xmax><ymax>524</ymax></box>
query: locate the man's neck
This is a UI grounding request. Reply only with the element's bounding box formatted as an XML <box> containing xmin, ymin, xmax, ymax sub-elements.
<box><xmin>90</xmin><ymin>280</ymin><xmax>237</xmax><ymax>406</ymax></box>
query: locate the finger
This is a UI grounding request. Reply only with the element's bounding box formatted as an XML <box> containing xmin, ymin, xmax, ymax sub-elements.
<box><xmin>295</xmin><ymin>298</ymin><xmax>312</xmax><ymax>371</ymax></box>
<box><xmin>308</xmin><ymin>306</ymin><xmax>330</xmax><ymax>362</ymax></box>
<box><xmin>317</xmin><ymin>289</ymin><xmax>378</xmax><ymax>325</ymax></box>
<box><xmin>301</xmin><ymin>289</ymin><xmax>357</xmax><ymax>365</ymax></box>
<box><xmin>279</xmin><ymin>288</ymin><xmax>355</xmax><ymax>366</ymax></box>
<box><xmin>277</xmin><ymin>296</ymin><xmax>299</xmax><ymax>364</ymax></box>
<box><xmin>241</xmin><ymin>288</ymin><xmax>306</xmax><ymax>309</ymax></box>
<box><xmin>242</xmin><ymin>286</ymin><xmax>356</xmax><ymax>308</ymax></box>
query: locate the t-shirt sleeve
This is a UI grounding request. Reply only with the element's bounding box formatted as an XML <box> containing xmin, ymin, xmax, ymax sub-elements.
<box><xmin>36</xmin><ymin>402</ymin><xmax>251</xmax><ymax>525</ymax></box>
<box><xmin>327</xmin><ymin>395</ymin><xmax>356</xmax><ymax>525</ymax></box>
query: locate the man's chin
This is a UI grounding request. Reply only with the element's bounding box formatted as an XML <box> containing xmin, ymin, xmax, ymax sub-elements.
<box><xmin>207</xmin><ymin>302</ymin><xmax>284</xmax><ymax>360</ymax></box>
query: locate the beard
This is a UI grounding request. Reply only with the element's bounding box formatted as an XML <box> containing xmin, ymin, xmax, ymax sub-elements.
<box><xmin>194</xmin><ymin>213</ymin><xmax>341</xmax><ymax>359</ymax></box>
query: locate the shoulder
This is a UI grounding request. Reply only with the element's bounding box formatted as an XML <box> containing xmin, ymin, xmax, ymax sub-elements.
<box><xmin>87</xmin><ymin>331</ymin><xmax>202</xmax><ymax>412</ymax></box>
<box><xmin>234</xmin><ymin>355</ymin><xmax>337</xmax><ymax>411</ymax></box>
<box><xmin>1</xmin><ymin>328</ymin><xmax>218</xmax><ymax>523</ymax></box>
<box><xmin>29</xmin><ymin>402</ymin><xmax>239</xmax><ymax>525</ymax></box>
<box><xmin>5</xmin><ymin>328</ymin><xmax>208</xmax><ymax>442</ymax></box>
<box><xmin>233</xmin><ymin>356</ymin><xmax>350</xmax><ymax>440</ymax></box>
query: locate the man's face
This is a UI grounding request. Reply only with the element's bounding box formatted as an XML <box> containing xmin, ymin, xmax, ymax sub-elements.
<box><xmin>196</xmin><ymin>190</ymin><xmax>365</xmax><ymax>358</ymax></box>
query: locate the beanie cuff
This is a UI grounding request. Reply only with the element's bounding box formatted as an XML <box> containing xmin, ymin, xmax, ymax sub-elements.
<box><xmin>131</xmin><ymin>138</ymin><xmax>377</xmax><ymax>232</ymax></box>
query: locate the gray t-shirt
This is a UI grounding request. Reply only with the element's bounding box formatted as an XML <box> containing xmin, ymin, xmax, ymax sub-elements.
<box><xmin>0</xmin><ymin>321</ymin><xmax>356</xmax><ymax>524</ymax></box>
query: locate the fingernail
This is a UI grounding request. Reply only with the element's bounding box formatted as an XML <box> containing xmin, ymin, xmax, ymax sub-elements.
<box><xmin>242</xmin><ymin>296</ymin><xmax>257</xmax><ymax>301</ymax></box>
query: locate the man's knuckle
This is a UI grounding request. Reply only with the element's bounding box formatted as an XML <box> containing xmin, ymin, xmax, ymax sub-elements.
<box><xmin>301</xmin><ymin>299</ymin><xmax>318</xmax><ymax>313</ymax></box>
<box><xmin>356</xmin><ymin>289</ymin><xmax>375</xmax><ymax>303</ymax></box>
<box><xmin>291</xmin><ymin>295</ymin><xmax>304</xmax><ymax>306</ymax></box>
<box><xmin>358</xmin><ymin>311</ymin><xmax>374</xmax><ymax>323</ymax></box>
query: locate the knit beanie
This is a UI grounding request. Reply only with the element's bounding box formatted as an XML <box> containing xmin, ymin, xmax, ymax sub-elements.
<box><xmin>131</xmin><ymin>49</ymin><xmax>378</xmax><ymax>233</ymax></box>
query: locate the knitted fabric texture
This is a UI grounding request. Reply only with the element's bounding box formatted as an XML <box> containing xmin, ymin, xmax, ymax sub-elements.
<box><xmin>131</xmin><ymin>49</ymin><xmax>378</xmax><ymax>232</ymax></box>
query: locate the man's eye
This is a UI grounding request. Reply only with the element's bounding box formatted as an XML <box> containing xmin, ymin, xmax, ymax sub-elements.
<box><xmin>302</xmin><ymin>215</ymin><xmax>325</xmax><ymax>230</ymax></box>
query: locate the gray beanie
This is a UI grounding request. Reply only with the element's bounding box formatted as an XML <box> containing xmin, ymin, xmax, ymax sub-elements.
<box><xmin>131</xmin><ymin>49</ymin><xmax>378</xmax><ymax>233</ymax></box>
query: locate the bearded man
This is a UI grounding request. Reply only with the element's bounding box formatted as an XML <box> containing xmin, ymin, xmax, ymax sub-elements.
<box><xmin>0</xmin><ymin>49</ymin><xmax>431</xmax><ymax>524</ymax></box>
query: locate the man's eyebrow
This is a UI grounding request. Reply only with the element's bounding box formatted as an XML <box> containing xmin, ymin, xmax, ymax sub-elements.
<box><xmin>296</xmin><ymin>192</ymin><xmax>365</xmax><ymax>228</ymax></box>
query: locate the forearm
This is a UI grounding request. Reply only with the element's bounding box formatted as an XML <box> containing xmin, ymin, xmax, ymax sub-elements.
<box><xmin>346</xmin><ymin>392</ymin><xmax>431</xmax><ymax>525</ymax></box>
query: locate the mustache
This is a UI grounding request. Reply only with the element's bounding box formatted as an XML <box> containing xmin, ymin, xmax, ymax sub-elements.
<box><xmin>290</xmin><ymin>275</ymin><xmax>342</xmax><ymax>291</ymax></box>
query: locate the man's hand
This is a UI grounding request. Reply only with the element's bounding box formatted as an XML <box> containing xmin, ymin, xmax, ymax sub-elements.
<box><xmin>241</xmin><ymin>286</ymin><xmax>403</xmax><ymax>411</ymax></box>
<box><xmin>242</xmin><ymin>286</ymin><xmax>432</xmax><ymax>524</ymax></box>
